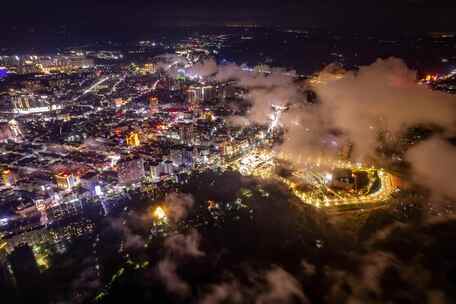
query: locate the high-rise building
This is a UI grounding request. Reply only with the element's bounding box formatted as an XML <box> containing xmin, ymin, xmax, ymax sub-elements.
<box><xmin>187</xmin><ymin>87</ymin><xmax>200</xmax><ymax>109</ymax></box>
<box><xmin>162</xmin><ymin>160</ymin><xmax>174</xmax><ymax>176</ymax></box>
<box><xmin>187</xmin><ymin>85</ymin><xmax>216</xmax><ymax>109</ymax></box>
<box><xmin>183</xmin><ymin>147</ymin><xmax>194</xmax><ymax>166</ymax></box>
<box><xmin>149</xmin><ymin>96</ymin><xmax>159</xmax><ymax>113</ymax></box>
<box><xmin>170</xmin><ymin>148</ymin><xmax>183</xmax><ymax>167</ymax></box>
<box><xmin>149</xmin><ymin>161</ymin><xmax>161</xmax><ymax>182</ymax></box>
<box><xmin>254</xmin><ymin>64</ymin><xmax>271</xmax><ymax>74</ymax></box>
<box><xmin>179</xmin><ymin>123</ymin><xmax>194</xmax><ymax>145</ymax></box>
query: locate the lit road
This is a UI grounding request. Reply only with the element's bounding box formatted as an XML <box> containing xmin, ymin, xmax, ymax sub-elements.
<box><xmin>73</xmin><ymin>76</ymin><xmax>111</xmax><ymax>101</ymax></box>
<box><xmin>83</xmin><ymin>76</ymin><xmax>110</xmax><ymax>94</ymax></box>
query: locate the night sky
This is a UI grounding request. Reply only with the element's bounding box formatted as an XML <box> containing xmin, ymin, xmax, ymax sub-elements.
<box><xmin>1</xmin><ymin>0</ymin><xmax>455</xmax><ymax>37</ymax></box>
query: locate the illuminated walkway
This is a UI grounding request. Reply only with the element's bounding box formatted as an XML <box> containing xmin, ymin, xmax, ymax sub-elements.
<box><xmin>231</xmin><ymin>149</ymin><xmax>396</xmax><ymax>211</ymax></box>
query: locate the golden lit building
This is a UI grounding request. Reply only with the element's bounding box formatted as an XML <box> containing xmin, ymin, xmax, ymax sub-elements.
<box><xmin>113</xmin><ymin>98</ymin><xmax>128</xmax><ymax>107</ymax></box>
<box><xmin>126</xmin><ymin>132</ymin><xmax>140</xmax><ymax>147</ymax></box>
<box><xmin>143</xmin><ymin>63</ymin><xmax>157</xmax><ymax>74</ymax></box>
<box><xmin>202</xmin><ymin>111</ymin><xmax>214</xmax><ymax>121</ymax></box>
<box><xmin>152</xmin><ymin>206</ymin><xmax>168</xmax><ymax>225</ymax></box>
<box><xmin>55</xmin><ymin>172</ymin><xmax>79</xmax><ymax>190</ymax></box>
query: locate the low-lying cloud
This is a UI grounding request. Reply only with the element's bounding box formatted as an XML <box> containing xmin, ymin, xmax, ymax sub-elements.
<box><xmin>406</xmin><ymin>137</ymin><xmax>456</xmax><ymax>200</ymax></box>
<box><xmin>256</xmin><ymin>266</ymin><xmax>309</xmax><ymax>304</ymax></box>
<box><xmin>178</xmin><ymin>56</ymin><xmax>456</xmax><ymax>200</ymax></box>
<box><xmin>157</xmin><ymin>258</ymin><xmax>191</xmax><ymax>297</ymax></box>
<box><xmin>164</xmin><ymin>228</ymin><xmax>205</xmax><ymax>258</ymax></box>
<box><xmin>312</xmin><ymin>57</ymin><xmax>456</xmax><ymax>159</ymax></box>
<box><xmin>164</xmin><ymin>192</ymin><xmax>194</xmax><ymax>223</ymax></box>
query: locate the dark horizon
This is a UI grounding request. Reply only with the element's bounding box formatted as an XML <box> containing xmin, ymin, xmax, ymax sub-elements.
<box><xmin>1</xmin><ymin>0</ymin><xmax>456</xmax><ymax>41</ymax></box>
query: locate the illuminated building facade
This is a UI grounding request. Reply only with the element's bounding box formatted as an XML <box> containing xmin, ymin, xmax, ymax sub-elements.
<box><xmin>179</xmin><ymin>123</ymin><xmax>194</xmax><ymax>145</ymax></box>
<box><xmin>143</xmin><ymin>63</ymin><xmax>157</xmax><ymax>74</ymax></box>
<box><xmin>2</xmin><ymin>169</ymin><xmax>16</xmax><ymax>186</ymax></box>
<box><xmin>2</xmin><ymin>94</ymin><xmax>62</xmax><ymax>114</ymax></box>
<box><xmin>149</xmin><ymin>96</ymin><xmax>159</xmax><ymax>113</ymax></box>
<box><xmin>55</xmin><ymin>172</ymin><xmax>80</xmax><ymax>190</ymax></box>
<box><xmin>187</xmin><ymin>85</ymin><xmax>216</xmax><ymax>109</ymax></box>
<box><xmin>47</xmin><ymin>197</ymin><xmax>84</xmax><ymax>221</ymax></box>
<box><xmin>1</xmin><ymin>54</ymin><xmax>94</xmax><ymax>75</ymax></box>
<box><xmin>149</xmin><ymin>161</ymin><xmax>161</xmax><ymax>182</ymax></box>
<box><xmin>254</xmin><ymin>64</ymin><xmax>271</xmax><ymax>74</ymax></box>
<box><xmin>126</xmin><ymin>132</ymin><xmax>141</xmax><ymax>147</ymax></box>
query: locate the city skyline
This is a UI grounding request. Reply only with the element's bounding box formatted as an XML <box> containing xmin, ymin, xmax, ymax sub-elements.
<box><xmin>1</xmin><ymin>0</ymin><xmax>456</xmax><ymax>36</ymax></box>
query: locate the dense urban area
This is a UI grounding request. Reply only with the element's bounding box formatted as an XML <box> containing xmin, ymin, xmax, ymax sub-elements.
<box><xmin>1</xmin><ymin>26</ymin><xmax>456</xmax><ymax>303</ymax></box>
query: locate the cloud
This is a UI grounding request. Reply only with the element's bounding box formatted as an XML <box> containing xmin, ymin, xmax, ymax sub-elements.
<box><xmin>256</xmin><ymin>266</ymin><xmax>308</xmax><ymax>304</ymax></box>
<box><xmin>321</xmin><ymin>249</ymin><xmax>401</xmax><ymax>303</ymax></box>
<box><xmin>71</xmin><ymin>258</ymin><xmax>101</xmax><ymax>303</ymax></box>
<box><xmin>311</xmin><ymin>57</ymin><xmax>456</xmax><ymax>159</ymax></box>
<box><xmin>226</xmin><ymin>115</ymin><xmax>251</xmax><ymax>126</ymax></box>
<box><xmin>278</xmin><ymin>102</ymin><xmax>331</xmax><ymax>160</ymax></box>
<box><xmin>199</xmin><ymin>266</ymin><xmax>308</xmax><ymax>304</ymax></box>
<box><xmin>186</xmin><ymin>59</ymin><xmax>218</xmax><ymax>78</ymax></box>
<box><xmin>301</xmin><ymin>260</ymin><xmax>316</xmax><ymax>276</ymax></box>
<box><xmin>359</xmin><ymin>251</ymin><xmax>397</xmax><ymax>294</ymax></box>
<box><xmin>366</xmin><ymin>221</ymin><xmax>408</xmax><ymax>244</ymax></box>
<box><xmin>200</xmin><ymin>281</ymin><xmax>243</xmax><ymax>304</ymax></box>
<box><xmin>109</xmin><ymin>218</ymin><xmax>145</xmax><ymax>250</ymax></box>
<box><xmin>164</xmin><ymin>228</ymin><xmax>205</xmax><ymax>258</ymax></box>
<box><xmin>211</xmin><ymin>57</ymin><xmax>456</xmax><ymax>163</ymax></box>
<box><xmin>157</xmin><ymin>229</ymin><xmax>205</xmax><ymax>298</ymax></box>
<box><xmin>72</xmin><ymin>267</ymin><xmax>100</xmax><ymax>290</ymax></box>
<box><xmin>214</xmin><ymin>64</ymin><xmax>299</xmax><ymax>125</ymax></box>
<box><xmin>244</xmin><ymin>85</ymin><xmax>300</xmax><ymax>124</ymax></box>
<box><xmin>157</xmin><ymin>258</ymin><xmax>191</xmax><ymax>297</ymax></box>
<box><xmin>406</xmin><ymin>137</ymin><xmax>456</xmax><ymax>200</ymax></box>
<box><xmin>214</xmin><ymin>63</ymin><xmax>244</xmax><ymax>82</ymax></box>
<box><xmin>427</xmin><ymin>290</ymin><xmax>448</xmax><ymax>304</ymax></box>
<box><xmin>215</xmin><ymin>64</ymin><xmax>296</xmax><ymax>89</ymax></box>
<box><xmin>164</xmin><ymin>193</ymin><xmax>194</xmax><ymax>223</ymax></box>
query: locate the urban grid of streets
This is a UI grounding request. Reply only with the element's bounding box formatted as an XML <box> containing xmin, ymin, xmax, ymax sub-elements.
<box><xmin>0</xmin><ymin>49</ymin><xmax>399</xmax><ymax>255</ymax></box>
